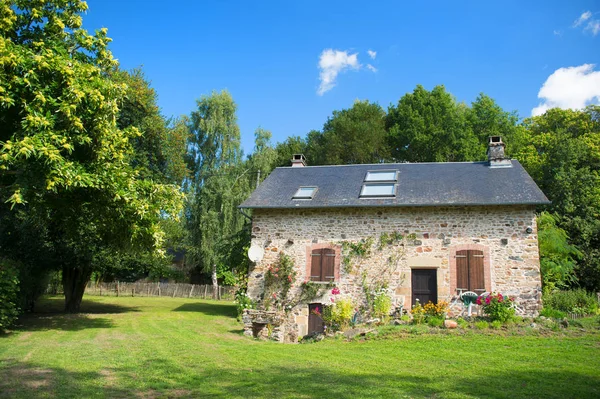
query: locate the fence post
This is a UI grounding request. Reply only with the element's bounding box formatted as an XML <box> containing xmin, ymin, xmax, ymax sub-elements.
<box><xmin>189</xmin><ymin>285</ymin><xmax>194</xmax><ymax>298</ymax></box>
<box><xmin>204</xmin><ymin>285</ymin><xmax>208</xmax><ymax>299</ymax></box>
<box><xmin>173</xmin><ymin>285</ymin><xmax>177</xmax><ymax>298</ymax></box>
<box><xmin>116</xmin><ymin>281</ymin><xmax>120</xmax><ymax>297</ymax></box>
<box><xmin>157</xmin><ymin>282</ymin><xmax>161</xmax><ymax>297</ymax></box>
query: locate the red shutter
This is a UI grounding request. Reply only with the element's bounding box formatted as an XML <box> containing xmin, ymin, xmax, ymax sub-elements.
<box><xmin>468</xmin><ymin>250</ymin><xmax>485</xmax><ymax>292</ymax></box>
<box><xmin>322</xmin><ymin>248</ymin><xmax>336</xmax><ymax>282</ymax></box>
<box><xmin>456</xmin><ymin>250</ymin><xmax>469</xmax><ymax>291</ymax></box>
<box><xmin>310</xmin><ymin>249</ymin><xmax>322</xmax><ymax>282</ymax></box>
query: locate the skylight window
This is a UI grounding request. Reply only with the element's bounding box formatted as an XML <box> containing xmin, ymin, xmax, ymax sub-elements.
<box><xmin>360</xmin><ymin>183</ymin><xmax>396</xmax><ymax>197</ymax></box>
<box><xmin>360</xmin><ymin>170</ymin><xmax>398</xmax><ymax>198</ymax></box>
<box><xmin>364</xmin><ymin>170</ymin><xmax>397</xmax><ymax>182</ymax></box>
<box><xmin>293</xmin><ymin>186</ymin><xmax>317</xmax><ymax>200</ymax></box>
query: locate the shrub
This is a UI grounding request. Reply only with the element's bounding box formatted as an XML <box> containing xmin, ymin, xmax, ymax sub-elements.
<box><xmin>234</xmin><ymin>289</ymin><xmax>256</xmax><ymax>320</ymax></box>
<box><xmin>0</xmin><ymin>260</ymin><xmax>20</xmax><ymax>332</ymax></box>
<box><xmin>490</xmin><ymin>320</ymin><xmax>502</xmax><ymax>329</ymax></box>
<box><xmin>543</xmin><ymin>289</ymin><xmax>598</xmax><ymax>315</ymax></box>
<box><xmin>475</xmin><ymin>320</ymin><xmax>489</xmax><ymax>330</ymax></box>
<box><xmin>456</xmin><ymin>317</ymin><xmax>469</xmax><ymax>329</ymax></box>
<box><xmin>539</xmin><ymin>307</ymin><xmax>566</xmax><ymax>319</ymax></box>
<box><xmin>411</xmin><ymin>301</ymin><xmax>426</xmax><ymax>325</ymax></box>
<box><xmin>477</xmin><ymin>292</ymin><xmax>515</xmax><ymax>322</ymax></box>
<box><xmin>322</xmin><ymin>297</ymin><xmax>354</xmax><ymax>331</ymax></box>
<box><xmin>423</xmin><ymin>300</ymin><xmax>449</xmax><ymax>318</ymax></box>
<box><xmin>427</xmin><ymin>316</ymin><xmax>444</xmax><ymax>328</ymax></box>
<box><xmin>373</xmin><ymin>290</ymin><xmax>392</xmax><ymax>323</ymax></box>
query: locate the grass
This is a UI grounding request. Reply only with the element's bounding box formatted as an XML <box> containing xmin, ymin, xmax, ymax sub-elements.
<box><xmin>0</xmin><ymin>296</ymin><xmax>599</xmax><ymax>399</ymax></box>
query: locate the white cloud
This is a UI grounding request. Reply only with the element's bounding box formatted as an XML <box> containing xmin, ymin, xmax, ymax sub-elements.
<box><xmin>573</xmin><ymin>11</ymin><xmax>592</xmax><ymax>27</ymax></box>
<box><xmin>531</xmin><ymin>64</ymin><xmax>600</xmax><ymax>116</ymax></box>
<box><xmin>366</xmin><ymin>64</ymin><xmax>378</xmax><ymax>73</ymax></box>
<box><xmin>553</xmin><ymin>29</ymin><xmax>562</xmax><ymax>36</ymax></box>
<box><xmin>586</xmin><ymin>20</ymin><xmax>600</xmax><ymax>35</ymax></box>
<box><xmin>367</xmin><ymin>50</ymin><xmax>377</xmax><ymax>59</ymax></box>
<box><xmin>572</xmin><ymin>10</ymin><xmax>600</xmax><ymax>36</ymax></box>
<box><xmin>317</xmin><ymin>49</ymin><xmax>360</xmax><ymax>95</ymax></box>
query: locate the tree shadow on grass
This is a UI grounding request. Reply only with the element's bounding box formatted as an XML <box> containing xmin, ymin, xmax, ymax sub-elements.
<box><xmin>0</xmin><ymin>359</ymin><xmax>130</xmax><ymax>399</ymax></box>
<box><xmin>1</xmin><ymin>356</ymin><xmax>598</xmax><ymax>399</ymax></box>
<box><xmin>34</xmin><ymin>297</ymin><xmax>140</xmax><ymax>314</ymax></box>
<box><xmin>173</xmin><ymin>302</ymin><xmax>237</xmax><ymax>318</ymax></box>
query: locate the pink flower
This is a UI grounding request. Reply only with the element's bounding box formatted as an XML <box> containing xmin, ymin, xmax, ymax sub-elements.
<box><xmin>330</xmin><ymin>297</ymin><xmax>335</xmax><ymax>302</ymax></box>
<box><xmin>485</xmin><ymin>297</ymin><xmax>491</xmax><ymax>305</ymax></box>
<box><xmin>476</xmin><ymin>296</ymin><xmax>482</xmax><ymax>305</ymax></box>
<box><xmin>331</xmin><ymin>287</ymin><xmax>340</xmax><ymax>295</ymax></box>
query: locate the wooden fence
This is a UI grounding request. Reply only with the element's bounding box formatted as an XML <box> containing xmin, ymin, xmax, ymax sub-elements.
<box><xmin>47</xmin><ymin>282</ymin><xmax>234</xmax><ymax>300</ymax></box>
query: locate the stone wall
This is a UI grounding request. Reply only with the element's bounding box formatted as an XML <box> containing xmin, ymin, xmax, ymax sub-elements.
<box><xmin>247</xmin><ymin>205</ymin><xmax>542</xmax><ymax>341</ymax></box>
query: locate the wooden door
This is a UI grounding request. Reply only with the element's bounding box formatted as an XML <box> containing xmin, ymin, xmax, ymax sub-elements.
<box><xmin>412</xmin><ymin>269</ymin><xmax>437</xmax><ymax>306</ymax></box>
<box><xmin>308</xmin><ymin>303</ymin><xmax>324</xmax><ymax>335</ymax></box>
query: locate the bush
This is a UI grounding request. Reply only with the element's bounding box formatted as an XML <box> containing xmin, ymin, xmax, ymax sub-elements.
<box><xmin>423</xmin><ymin>300</ymin><xmax>449</xmax><ymax>318</ymax></box>
<box><xmin>543</xmin><ymin>289</ymin><xmax>598</xmax><ymax>315</ymax></box>
<box><xmin>322</xmin><ymin>297</ymin><xmax>354</xmax><ymax>331</ymax></box>
<box><xmin>373</xmin><ymin>290</ymin><xmax>392</xmax><ymax>322</ymax></box>
<box><xmin>427</xmin><ymin>316</ymin><xmax>444</xmax><ymax>328</ymax></box>
<box><xmin>477</xmin><ymin>292</ymin><xmax>515</xmax><ymax>322</ymax></box>
<box><xmin>490</xmin><ymin>320</ymin><xmax>502</xmax><ymax>329</ymax></box>
<box><xmin>411</xmin><ymin>301</ymin><xmax>426</xmax><ymax>325</ymax></box>
<box><xmin>0</xmin><ymin>260</ymin><xmax>20</xmax><ymax>332</ymax></box>
<box><xmin>456</xmin><ymin>317</ymin><xmax>469</xmax><ymax>329</ymax></box>
<box><xmin>234</xmin><ymin>289</ymin><xmax>255</xmax><ymax>320</ymax></box>
<box><xmin>539</xmin><ymin>307</ymin><xmax>566</xmax><ymax>319</ymax></box>
<box><xmin>475</xmin><ymin>320</ymin><xmax>489</xmax><ymax>330</ymax></box>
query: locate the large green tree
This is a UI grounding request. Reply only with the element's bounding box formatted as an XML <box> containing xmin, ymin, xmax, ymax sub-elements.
<box><xmin>386</xmin><ymin>85</ymin><xmax>480</xmax><ymax>162</ymax></box>
<box><xmin>512</xmin><ymin>106</ymin><xmax>600</xmax><ymax>291</ymax></box>
<box><xmin>0</xmin><ymin>0</ymin><xmax>181</xmax><ymax>311</ymax></box>
<box><xmin>306</xmin><ymin>100</ymin><xmax>390</xmax><ymax>165</ymax></box>
<box><xmin>186</xmin><ymin>90</ymin><xmax>250</xmax><ymax>297</ymax></box>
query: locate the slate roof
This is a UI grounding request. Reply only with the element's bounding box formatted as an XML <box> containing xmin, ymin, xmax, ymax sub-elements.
<box><xmin>239</xmin><ymin>160</ymin><xmax>550</xmax><ymax>209</ymax></box>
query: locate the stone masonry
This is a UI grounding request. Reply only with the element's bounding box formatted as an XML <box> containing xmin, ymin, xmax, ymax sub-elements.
<box><xmin>246</xmin><ymin>205</ymin><xmax>542</xmax><ymax>342</ymax></box>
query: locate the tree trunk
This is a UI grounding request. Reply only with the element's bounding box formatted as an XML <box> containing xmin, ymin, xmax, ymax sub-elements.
<box><xmin>212</xmin><ymin>264</ymin><xmax>218</xmax><ymax>300</ymax></box>
<box><xmin>62</xmin><ymin>266</ymin><xmax>92</xmax><ymax>313</ymax></box>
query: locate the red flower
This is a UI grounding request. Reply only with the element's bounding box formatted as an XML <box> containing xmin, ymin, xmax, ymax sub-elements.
<box><xmin>485</xmin><ymin>296</ymin><xmax>491</xmax><ymax>305</ymax></box>
<box><xmin>476</xmin><ymin>296</ymin><xmax>482</xmax><ymax>305</ymax></box>
<box><xmin>331</xmin><ymin>287</ymin><xmax>341</xmax><ymax>295</ymax></box>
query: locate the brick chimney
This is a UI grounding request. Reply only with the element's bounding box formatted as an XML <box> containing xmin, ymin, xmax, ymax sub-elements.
<box><xmin>291</xmin><ymin>154</ymin><xmax>307</xmax><ymax>167</ymax></box>
<box><xmin>487</xmin><ymin>136</ymin><xmax>511</xmax><ymax>168</ymax></box>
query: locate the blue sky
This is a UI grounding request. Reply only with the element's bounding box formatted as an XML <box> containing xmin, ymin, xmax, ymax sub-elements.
<box><xmin>83</xmin><ymin>0</ymin><xmax>600</xmax><ymax>155</ymax></box>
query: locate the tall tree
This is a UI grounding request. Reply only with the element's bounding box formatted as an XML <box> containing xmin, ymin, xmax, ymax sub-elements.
<box><xmin>308</xmin><ymin>100</ymin><xmax>390</xmax><ymax>165</ymax></box>
<box><xmin>512</xmin><ymin>106</ymin><xmax>600</xmax><ymax>291</ymax></box>
<box><xmin>386</xmin><ymin>85</ymin><xmax>480</xmax><ymax>162</ymax></box>
<box><xmin>187</xmin><ymin>90</ymin><xmax>249</xmax><ymax>297</ymax></box>
<box><xmin>0</xmin><ymin>0</ymin><xmax>182</xmax><ymax>311</ymax></box>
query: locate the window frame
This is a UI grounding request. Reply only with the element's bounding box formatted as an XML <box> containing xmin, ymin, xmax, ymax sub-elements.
<box><xmin>360</xmin><ymin>183</ymin><xmax>397</xmax><ymax>198</ymax></box>
<box><xmin>292</xmin><ymin>186</ymin><xmax>318</xmax><ymax>200</ymax></box>
<box><xmin>364</xmin><ymin>170</ymin><xmax>398</xmax><ymax>182</ymax></box>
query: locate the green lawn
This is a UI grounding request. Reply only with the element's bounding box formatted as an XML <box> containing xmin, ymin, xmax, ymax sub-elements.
<box><xmin>1</xmin><ymin>296</ymin><xmax>599</xmax><ymax>399</ymax></box>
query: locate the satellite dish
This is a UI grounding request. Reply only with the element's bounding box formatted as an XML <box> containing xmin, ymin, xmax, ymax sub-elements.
<box><xmin>248</xmin><ymin>245</ymin><xmax>264</xmax><ymax>263</ymax></box>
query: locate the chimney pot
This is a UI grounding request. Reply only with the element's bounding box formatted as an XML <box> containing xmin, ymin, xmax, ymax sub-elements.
<box><xmin>487</xmin><ymin>136</ymin><xmax>512</xmax><ymax>168</ymax></box>
<box><xmin>291</xmin><ymin>154</ymin><xmax>307</xmax><ymax>167</ymax></box>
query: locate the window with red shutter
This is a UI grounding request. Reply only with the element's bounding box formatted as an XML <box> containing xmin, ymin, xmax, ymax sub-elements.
<box><xmin>455</xmin><ymin>250</ymin><xmax>485</xmax><ymax>292</ymax></box>
<box><xmin>310</xmin><ymin>248</ymin><xmax>336</xmax><ymax>282</ymax></box>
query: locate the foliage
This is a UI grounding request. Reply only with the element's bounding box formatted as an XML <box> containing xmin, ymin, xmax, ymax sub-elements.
<box><xmin>411</xmin><ymin>301</ymin><xmax>426</xmax><ymax>325</ymax></box>
<box><xmin>373</xmin><ymin>289</ymin><xmax>392</xmax><ymax>322</ymax></box>
<box><xmin>539</xmin><ymin>307</ymin><xmax>567</xmax><ymax>319</ymax></box>
<box><xmin>423</xmin><ymin>301</ymin><xmax>449</xmax><ymax>318</ymax></box>
<box><xmin>386</xmin><ymin>85</ymin><xmax>482</xmax><ymax>162</ymax></box>
<box><xmin>185</xmin><ymin>90</ymin><xmax>250</xmax><ymax>289</ymax></box>
<box><xmin>475</xmin><ymin>320</ymin><xmax>489</xmax><ymax>330</ymax></box>
<box><xmin>512</xmin><ymin>106</ymin><xmax>600</xmax><ymax>291</ymax></box>
<box><xmin>490</xmin><ymin>320</ymin><xmax>503</xmax><ymax>330</ymax></box>
<box><xmin>0</xmin><ymin>259</ymin><xmax>19</xmax><ymax>331</ymax></box>
<box><xmin>0</xmin><ymin>0</ymin><xmax>182</xmax><ymax>312</ymax></box>
<box><xmin>427</xmin><ymin>316</ymin><xmax>444</xmax><ymax>328</ymax></box>
<box><xmin>307</xmin><ymin>100</ymin><xmax>390</xmax><ymax>165</ymax></box>
<box><xmin>322</xmin><ymin>297</ymin><xmax>354</xmax><ymax>331</ymax></box>
<box><xmin>537</xmin><ymin>212</ymin><xmax>581</xmax><ymax>291</ymax></box>
<box><xmin>234</xmin><ymin>289</ymin><xmax>255</xmax><ymax>321</ymax></box>
<box><xmin>477</xmin><ymin>293</ymin><xmax>515</xmax><ymax>322</ymax></box>
<box><xmin>341</xmin><ymin>237</ymin><xmax>373</xmax><ymax>273</ymax></box>
<box><xmin>262</xmin><ymin>253</ymin><xmax>296</xmax><ymax>310</ymax></box>
<box><xmin>542</xmin><ymin>289</ymin><xmax>599</xmax><ymax>315</ymax></box>
<box><xmin>456</xmin><ymin>317</ymin><xmax>469</xmax><ymax>329</ymax></box>
<box><xmin>378</xmin><ymin>231</ymin><xmax>407</xmax><ymax>249</ymax></box>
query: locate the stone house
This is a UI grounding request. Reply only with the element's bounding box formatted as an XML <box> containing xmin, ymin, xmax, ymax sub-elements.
<box><xmin>239</xmin><ymin>137</ymin><xmax>549</xmax><ymax>342</ymax></box>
